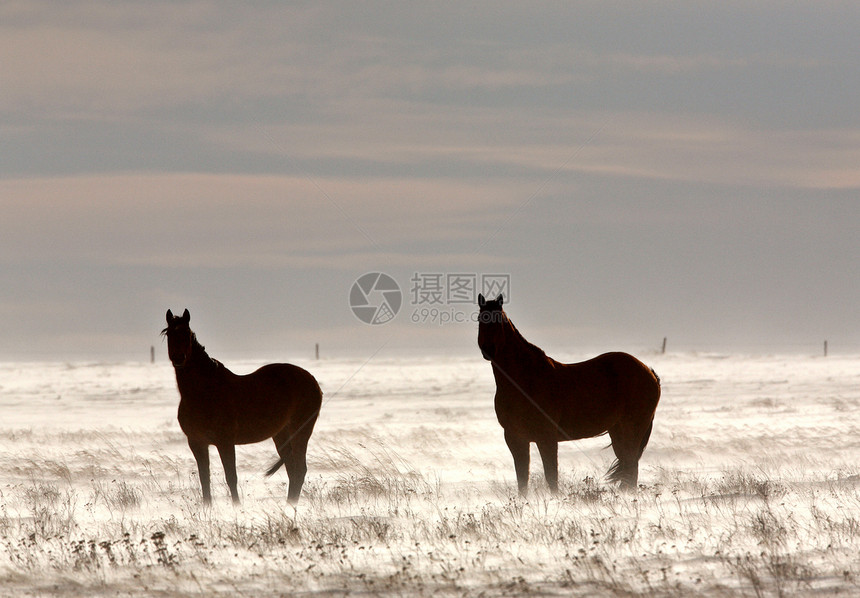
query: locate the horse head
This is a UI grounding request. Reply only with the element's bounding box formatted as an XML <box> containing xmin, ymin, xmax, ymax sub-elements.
<box><xmin>164</xmin><ymin>309</ymin><xmax>194</xmax><ymax>368</ymax></box>
<box><xmin>477</xmin><ymin>293</ymin><xmax>506</xmax><ymax>361</ymax></box>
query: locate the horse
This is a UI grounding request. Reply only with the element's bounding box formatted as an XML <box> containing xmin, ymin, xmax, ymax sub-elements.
<box><xmin>477</xmin><ymin>294</ymin><xmax>660</xmax><ymax>495</ymax></box>
<box><xmin>162</xmin><ymin>309</ymin><xmax>322</xmax><ymax>505</ymax></box>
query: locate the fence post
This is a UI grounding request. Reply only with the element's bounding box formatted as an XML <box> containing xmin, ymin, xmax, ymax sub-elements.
<box><xmin>661</xmin><ymin>337</ymin><xmax>667</xmax><ymax>354</ymax></box>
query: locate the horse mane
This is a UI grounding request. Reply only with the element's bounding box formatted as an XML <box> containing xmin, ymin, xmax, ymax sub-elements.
<box><xmin>504</xmin><ymin>315</ymin><xmax>549</xmax><ymax>363</ymax></box>
<box><xmin>188</xmin><ymin>333</ymin><xmax>221</xmax><ymax>368</ymax></box>
<box><xmin>189</xmin><ymin>333</ymin><xmax>206</xmax><ymax>355</ymax></box>
<box><xmin>161</xmin><ymin>326</ymin><xmax>220</xmax><ymax>370</ymax></box>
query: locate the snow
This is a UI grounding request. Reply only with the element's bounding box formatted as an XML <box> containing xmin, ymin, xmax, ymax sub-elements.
<box><xmin>1</xmin><ymin>352</ymin><xmax>859</xmax><ymax>596</ymax></box>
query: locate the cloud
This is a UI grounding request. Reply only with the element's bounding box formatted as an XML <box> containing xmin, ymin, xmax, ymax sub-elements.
<box><xmin>2</xmin><ymin>1</ymin><xmax>858</xmax><ymax>358</ymax></box>
<box><xmin>0</xmin><ymin>173</ymin><xmax>548</xmax><ymax>268</ymax></box>
<box><xmin>4</xmin><ymin>1</ymin><xmax>858</xmax><ymax>192</ymax></box>
<box><xmin>230</xmin><ymin>107</ymin><xmax>860</xmax><ymax>191</ymax></box>
<box><xmin>5</xmin><ymin>2</ymin><xmax>854</xmax><ymax>120</ymax></box>
<box><xmin>0</xmin><ymin>2</ymin><xmax>311</xmax><ymax>116</ymax></box>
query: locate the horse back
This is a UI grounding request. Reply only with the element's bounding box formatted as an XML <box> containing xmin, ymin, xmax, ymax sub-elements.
<box><xmin>238</xmin><ymin>362</ymin><xmax>322</xmax><ymax>423</ymax></box>
<box><xmin>248</xmin><ymin>362</ymin><xmax>322</xmax><ymax>400</ymax></box>
<box><xmin>494</xmin><ymin>351</ymin><xmax>659</xmax><ymax>441</ymax></box>
<box><xmin>554</xmin><ymin>352</ymin><xmax>659</xmax><ymax>436</ymax></box>
<box><xmin>560</xmin><ymin>352</ymin><xmax>659</xmax><ymax>406</ymax></box>
<box><xmin>178</xmin><ymin>361</ymin><xmax>322</xmax><ymax>446</ymax></box>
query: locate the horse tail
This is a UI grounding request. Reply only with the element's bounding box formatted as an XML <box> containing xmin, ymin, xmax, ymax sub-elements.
<box><xmin>265</xmin><ymin>456</ymin><xmax>286</xmax><ymax>477</ymax></box>
<box><xmin>606</xmin><ymin>459</ymin><xmax>623</xmax><ymax>483</ymax></box>
<box><xmin>264</xmin><ymin>386</ymin><xmax>323</xmax><ymax>478</ymax></box>
<box><xmin>606</xmin><ymin>364</ymin><xmax>659</xmax><ymax>486</ymax></box>
<box><xmin>606</xmin><ymin>419</ymin><xmax>654</xmax><ymax>484</ymax></box>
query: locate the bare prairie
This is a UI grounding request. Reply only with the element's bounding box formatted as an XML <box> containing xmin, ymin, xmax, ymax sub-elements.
<box><xmin>1</xmin><ymin>353</ymin><xmax>859</xmax><ymax>596</ymax></box>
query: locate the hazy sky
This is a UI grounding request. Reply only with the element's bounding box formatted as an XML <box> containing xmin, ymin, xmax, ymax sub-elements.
<box><xmin>2</xmin><ymin>1</ymin><xmax>858</xmax><ymax>361</ymax></box>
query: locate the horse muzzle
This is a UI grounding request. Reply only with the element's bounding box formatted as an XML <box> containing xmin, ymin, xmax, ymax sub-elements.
<box><xmin>169</xmin><ymin>353</ymin><xmax>190</xmax><ymax>368</ymax></box>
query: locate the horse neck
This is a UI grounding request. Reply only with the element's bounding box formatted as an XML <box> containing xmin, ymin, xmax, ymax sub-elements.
<box><xmin>492</xmin><ymin>318</ymin><xmax>550</xmax><ymax>375</ymax></box>
<box><xmin>186</xmin><ymin>334</ymin><xmax>218</xmax><ymax>370</ymax></box>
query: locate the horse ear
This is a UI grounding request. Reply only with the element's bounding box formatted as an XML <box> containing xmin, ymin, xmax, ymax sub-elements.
<box><xmin>478</xmin><ymin>294</ymin><xmax>486</xmax><ymax>307</ymax></box>
<box><xmin>182</xmin><ymin>309</ymin><xmax>190</xmax><ymax>323</ymax></box>
<box><xmin>496</xmin><ymin>294</ymin><xmax>504</xmax><ymax>306</ymax></box>
<box><xmin>166</xmin><ymin>309</ymin><xmax>174</xmax><ymax>323</ymax></box>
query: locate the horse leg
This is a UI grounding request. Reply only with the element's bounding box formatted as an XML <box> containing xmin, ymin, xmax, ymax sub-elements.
<box><xmin>187</xmin><ymin>439</ymin><xmax>212</xmax><ymax>504</ymax></box>
<box><xmin>537</xmin><ymin>440</ymin><xmax>559</xmax><ymax>493</ymax></box>
<box><xmin>216</xmin><ymin>444</ymin><xmax>240</xmax><ymax>504</ymax></box>
<box><xmin>607</xmin><ymin>426</ymin><xmax>642</xmax><ymax>490</ymax></box>
<box><xmin>286</xmin><ymin>445</ymin><xmax>308</xmax><ymax>505</ymax></box>
<box><xmin>504</xmin><ymin>430</ymin><xmax>530</xmax><ymax>497</ymax></box>
<box><xmin>273</xmin><ymin>431</ymin><xmax>308</xmax><ymax>505</ymax></box>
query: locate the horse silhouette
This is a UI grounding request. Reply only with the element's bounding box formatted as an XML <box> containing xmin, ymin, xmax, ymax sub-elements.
<box><xmin>477</xmin><ymin>294</ymin><xmax>660</xmax><ymax>495</ymax></box>
<box><xmin>163</xmin><ymin>309</ymin><xmax>321</xmax><ymax>504</ymax></box>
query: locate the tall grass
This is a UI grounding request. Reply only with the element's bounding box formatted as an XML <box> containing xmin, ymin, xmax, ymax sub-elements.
<box><xmin>2</xmin><ymin>355</ymin><xmax>860</xmax><ymax>596</ymax></box>
<box><xmin>2</xmin><ymin>452</ymin><xmax>859</xmax><ymax>596</ymax></box>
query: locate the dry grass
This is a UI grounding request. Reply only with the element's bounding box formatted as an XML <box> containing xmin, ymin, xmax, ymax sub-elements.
<box><xmin>2</xmin><ymin>447</ymin><xmax>860</xmax><ymax>597</ymax></box>
<box><xmin>1</xmin><ymin>355</ymin><xmax>859</xmax><ymax>596</ymax></box>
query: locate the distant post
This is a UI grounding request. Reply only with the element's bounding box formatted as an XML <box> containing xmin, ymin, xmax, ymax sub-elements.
<box><xmin>824</xmin><ymin>340</ymin><xmax>828</xmax><ymax>357</ymax></box>
<box><xmin>315</xmin><ymin>343</ymin><xmax>320</xmax><ymax>360</ymax></box>
<box><xmin>661</xmin><ymin>337</ymin><xmax>667</xmax><ymax>355</ymax></box>
<box><xmin>150</xmin><ymin>346</ymin><xmax>155</xmax><ymax>364</ymax></box>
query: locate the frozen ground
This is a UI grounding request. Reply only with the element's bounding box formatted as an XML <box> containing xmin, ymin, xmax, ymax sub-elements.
<box><xmin>1</xmin><ymin>352</ymin><xmax>859</xmax><ymax>596</ymax></box>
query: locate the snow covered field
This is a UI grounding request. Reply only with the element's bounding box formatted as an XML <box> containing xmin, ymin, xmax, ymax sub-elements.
<box><xmin>1</xmin><ymin>352</ymin><xmax>859</xmax><ymax>596</ymax></box>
